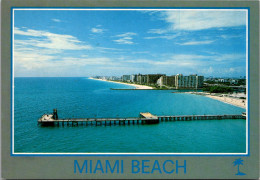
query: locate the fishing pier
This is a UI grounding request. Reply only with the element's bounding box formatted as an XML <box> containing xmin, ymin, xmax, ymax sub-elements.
<box><xmin>38</xmin><ymin>109</ymin><xmax>246</xmax><ymax>127</ymax></box>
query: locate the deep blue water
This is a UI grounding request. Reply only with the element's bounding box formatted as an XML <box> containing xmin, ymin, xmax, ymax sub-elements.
<box><xmin>14</xmin><ymin>77</ymin><xmax>246</xmax><ymax>153</ymax></box>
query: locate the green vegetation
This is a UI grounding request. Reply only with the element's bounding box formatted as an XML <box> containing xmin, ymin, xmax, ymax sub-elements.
<box><xmin>156</xmin><ymin>86</ymin><xmax>171</xmax><ymax>90</ymax></box>
<box><xmin>203</xmin><ymin>86</ymin><xmax>234</xmax><ymax>93</ymax></box>
<box><xmin>202</xmin><ymin>86</ymin><xmax>211</xmax><ymax>91</ymax></box>
<box><xmin>237</xmin><ymin>79</ymin><xmax>246</xmax><ymax>86</ymax></box>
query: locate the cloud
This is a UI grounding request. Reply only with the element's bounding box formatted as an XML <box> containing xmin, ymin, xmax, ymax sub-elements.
<box><xmin>13</xmin><ymin>27</ymin><xmax>102</xmax><ymax>74</ymax></box>
<box><xmin>113</xmin><ymin>32</ymin><xmax>137</xmax><ymax>44</ymax></box>
<box><xmin>132</xmin><ymin>51</ymin><xmax>150</xmax><ymax>54</ymax></box>
<box><xmin>144</xmin><ymin>33</ymin><xmax>180</xmax><ymax>40</ymax></box>
<box><xmin>214</xmin><ymin>54</ymin><xmax>245</xmax><ymax>61</ymax></box>
<box><xmin>14</xmin><ymin>27</ymin><xmax>92</xmax><ymax>50</ymax></box>
<box><xmin>220</xmin><ymin>35</ymin><xmax>243</xmax><ymax>39</ymax></box>
<box><xmin>14</xmin><ymin>27</ymin><xmax>43</xmax><ymax>36</ymax></box>
<box><xmin>36</xmin><ymin>34</ymin><xmax>92</xmax><ymax>50</ymax></box>
<box><xmin>161</xmin><ymin>10</ymin><xmax>247</xmax><ymax>31</ymax></box>
<box><xmin>113</xmin><ymin>38</ymin><xmax>134</xmax><ymax>44</ymax></box>
<box><xmin>60</xmin><ymin>57</ymin><xmax>113</xmax><ymax>66</ymax></box>
<box><xmin>125</xmin><ymin>54</ymin><xmax>208</xmax><ymax>67</ymax></box>
<box><xmin>52</xmin><ymin>18</ymin><xmax>61</xmax><ymax>22</ymax></box>
<box><xmin>125</xmin><ymin>53</ymin><xmax>244</xmax><ymax>67</ymax></box>
<box><xmin>96</xmin><ymin>47</ymin><xmax>127</xmax><ymax>54</ymax></box>
<box><xmin>97</xmin><ymin>47</ymin><xmax>124</xmax><ymax>51</ymax></box>
<box><xmin>125</xmin><ymin>59</ymin><xmax>154</xmax><ymax>64</ymax></box>
<box><xmin>121</xmin><ymin>52</ymin><xmax>245</xmax><ymax>77</ymax></box>
<box><xmin>91</xmin><ymin>27</ymin><xmax>104</xmax><ymax>33</ymax></box>
<box><xmin>177</xmin><ymin>40</ymin><xmax>214</xmax><ymax>45</ymax></box>
<box><xmin>115</xmin><ymin>32</ymin><xmax>137</xmax><ymax>37</ymax></box>
<box><xmin>199</xmin><ymin>66</ymin><xmax>214</xmax><ymax>74</ymax></box>
<box><xmin>14</xmin><ymin>48</ymin><xmax>116</xmax><ymax>71</ymax></box>
<box><xmin>14</xmin><ymin>27</ymin><xmax>138</xmax><ymax>75</ymax></box>
<box><xmin>153</xmin><ymin>54</ymin><xmax>208</xmax><ymax>66</ymax></box>
<box><xmin>148</xmin><ymin>28</ymin><xmax>168</xmax><ymax>34</ymax></box>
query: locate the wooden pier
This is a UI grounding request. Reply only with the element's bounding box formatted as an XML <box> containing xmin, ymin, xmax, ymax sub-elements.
<box><xmin>38</xmin><ymin>110</ymin><xmax>245</xmax><ymax>127</ymax></box>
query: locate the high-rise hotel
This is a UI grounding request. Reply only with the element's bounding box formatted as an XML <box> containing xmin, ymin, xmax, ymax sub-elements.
<box><xmin>175</xmin><ymin>74</ymin><xmax>204</xmax><ymax>89</ymax></box>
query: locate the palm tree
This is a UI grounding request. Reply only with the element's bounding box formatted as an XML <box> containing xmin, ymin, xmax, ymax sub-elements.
<box><xmin>233</xmin><ymin>158</ymin><xmax>246</xmax><ymax>176</ymax></box>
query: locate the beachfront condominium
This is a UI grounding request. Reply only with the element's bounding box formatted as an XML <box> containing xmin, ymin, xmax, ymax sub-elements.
<box><xmin>134</xmin><ymin>74</ymin><xmax>165</xmax><ymax>85</ymax></box>
<box><xmin>122</xmin><ymin>75</ymin><xmax>131</xmax><ymax>82</ymax></box>
<box><xmin>157</xmin><ymin>75</ymin><xmax>176</xmax><ymax>88</ymax></box>
<box><xmin>175</xmin><ymin>74</ymin><xmax>204</xmax><ymax>89</ymax></box>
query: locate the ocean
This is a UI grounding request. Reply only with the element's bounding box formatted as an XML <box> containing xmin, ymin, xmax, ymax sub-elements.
<box><xmin>14</xmin><ymin>77</ymin><xmax>246</xmax><ymax>153</ymax></box>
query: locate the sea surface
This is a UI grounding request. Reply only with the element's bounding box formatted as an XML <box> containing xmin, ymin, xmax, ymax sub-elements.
<box><xmin>14</xmin><ymin>77</ymin><xmax>246</xmax><ymax>153</ymax></box>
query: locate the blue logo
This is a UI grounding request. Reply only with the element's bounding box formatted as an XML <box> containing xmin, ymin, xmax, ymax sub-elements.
<box><xmin>233</xmin><ymin>158</ymin><xmax>246</xmax><ymax>176</ymax></box>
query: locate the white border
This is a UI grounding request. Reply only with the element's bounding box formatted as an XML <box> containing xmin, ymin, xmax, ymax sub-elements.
<box><xmin>245</xmin><ymin>9</ymin><xmax>249</xmax><ymax>155</ymax></box>
<box><xmin>12</xmin><ymin>8</ymin><xmax>249</xmax><ymax>155</ymax></box>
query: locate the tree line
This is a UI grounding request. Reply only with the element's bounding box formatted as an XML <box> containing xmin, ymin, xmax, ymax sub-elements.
<box><xmin>203</xmin><ymin>86</ymin><xmax>234</xmax><ymax>93</ymax></box>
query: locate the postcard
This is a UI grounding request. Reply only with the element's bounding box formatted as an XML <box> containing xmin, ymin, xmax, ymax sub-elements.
<box><xmin>1</xmin><ymin>0</ymin><xmax>259</xmax><ymax>179</ymax></box>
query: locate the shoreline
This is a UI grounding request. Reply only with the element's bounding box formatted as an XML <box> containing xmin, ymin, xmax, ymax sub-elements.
<box><xmin>185</xmin><ymin>92</ymin><xmax>246</xmax><ymax>109</ymax></box>
<box><xmin>88</xmin><ymin>77</ymin><xmax>154</xmax><ymax>89</ymax></box>
<box><xmin>88</xmin><ymin>77</ymin><xmax>246</xmax><ymax>109</ymax></box>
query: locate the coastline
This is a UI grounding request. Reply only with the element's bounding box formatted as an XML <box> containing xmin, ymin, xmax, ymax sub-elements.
<box><xmin>185</xmin><ymin>92</ymin><xmax>246</xmax><ymax>109</ymax></box>
<box><xmin>88</xmin><ymin>77</ymin><xmax>246</xmax><ymax>109</ymax></box>
<box><xmin>88</xmin><ymin>77</ymin><xmax>154</xmax><ymax>89</ymax></box>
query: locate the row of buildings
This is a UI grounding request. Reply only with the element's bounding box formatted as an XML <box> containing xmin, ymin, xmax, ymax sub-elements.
<box><xmin>93</xmin><ymin>74</ymin><xmax>246</xmax><ymax>90</ymax></box>
<box><xmin>120</xmin><ymin>74</ymin><xmax>204</xmax><ymax>89</ymax></box>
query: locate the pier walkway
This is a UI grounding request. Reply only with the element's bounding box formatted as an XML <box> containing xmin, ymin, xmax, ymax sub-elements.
<box><xmin>38</xmin><ymin>111</ymin><xmax>245</xmax><ymax>127</ymax></box>
<box><xmin>140</xmin><ymin>112</ymin><xmax>158</xmax><ymax>119</ymax></box>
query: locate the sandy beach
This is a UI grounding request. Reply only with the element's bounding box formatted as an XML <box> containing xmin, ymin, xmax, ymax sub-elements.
<box><xmin>88</xmin><ymin>77</ymin><xmax>154</xmax><ymax>89</ymax></box>
<box><xmin>186</xmin><ymin>92</ymin><xmax>246</xmax><ymax>109</ymax></box>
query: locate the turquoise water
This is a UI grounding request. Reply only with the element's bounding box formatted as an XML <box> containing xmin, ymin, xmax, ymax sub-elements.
<box><xmin>14</xmin><ymin>77</ymin><xmax>246</xmax><ymax>153</ymax></box>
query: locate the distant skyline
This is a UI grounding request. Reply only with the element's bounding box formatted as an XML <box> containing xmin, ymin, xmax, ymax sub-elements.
<box><xmin>13</xmin><ymin>9</ymin><xmax>247</xmax><ymax>77</ymax></box>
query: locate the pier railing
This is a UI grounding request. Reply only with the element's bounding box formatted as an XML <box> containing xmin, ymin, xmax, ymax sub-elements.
<box><xmin>158</xmin><ymin>114</ymin><xmax>245</xmax><ymax>121</ymax></box>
